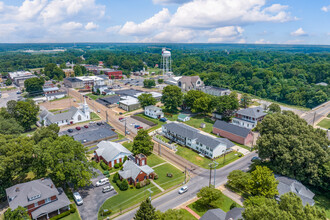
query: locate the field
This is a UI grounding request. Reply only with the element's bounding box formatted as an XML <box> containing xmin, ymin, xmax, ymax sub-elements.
<box><xmin>90</xmin><ymin>112</ymin><xmax>101</xmax><ymax>121</ymax></box>
<box><xmin>188</xmin><ymin>193</ymin><xmax>242</xmax><ymax>217</ymax></box>
<box><xmin>176</xmin><ymin>145</ymin><xmax>243</xmax><ymax>169</ymax></box>
<box><xmin>180</xmin><ymin>209</ymin><xmax>198</xmax><ymax>219</ymax></box>
<box><xmin>153</xmin><ymin>163</ymin><xmax>185</xmax><ymax>190</ymax></box>
<box><xmin>184</xmin><ymin>115</ymin><xmax>214</xmax><ymax>134</ymax></box>
<box><xmin>317</xmin><ymin>118</ymin><xmax>330</xmax><ymax>129</ymax></box>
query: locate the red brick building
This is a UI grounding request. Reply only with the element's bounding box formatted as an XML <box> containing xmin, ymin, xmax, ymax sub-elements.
<box><xmin>104</xmin><ymin>70</ymin><xmax>123</xmax><ymax>79</ymax></box>
<box><xmin>119</xmin><ymin>154</ymin><xmax>155</xmax><ymax>186</ymax></box>
<box><xmin>212</xmin><ymin>120</ymin><xmax>254</xmax><ymax>146</ymax></box>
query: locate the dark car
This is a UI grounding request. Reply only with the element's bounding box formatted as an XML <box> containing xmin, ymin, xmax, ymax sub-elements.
<box><xmin>251</xmin><ymin>156</ymin><xmax>261</xmax><ymax>162</ymax></box>
<box><xmin>68</xmin><ymin>129</ymin><xmax>74</xmax><ymax>133</ymax></box>
<box><xmin>160</xmin><ymin>117</ymin><xmax>167</xmax><ymax>122</ymax></box>
<box><xmin>84</xmin><ymin>125</ymin><xmax>89</xmax><ymax>128</ymax></box>
<box><xmin>137</xmin><ymin>126</ymin><xmax>143</xmax><ymax>129</ymax></box>
<box><xmin>16</xmin><ymin>91</ymin><xmax>22</xmax><ymax>94</ymax></box>
<box><xmin>134</xmin><ymin>125</ymin><xmax>140</xmax><ymax>128</ymax></box>
<box><xmin>76</xmin><ymin>127</ymin><xmax>81</xmax><ymax>130</ymax></box>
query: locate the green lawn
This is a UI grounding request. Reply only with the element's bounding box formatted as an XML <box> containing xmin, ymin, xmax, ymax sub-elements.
<box><xmin>147</xmin><ymin>153</ymin><xmax>166</xmax><ymax>167</ymax></box>
<box><xmin>61</xmin><ymin>205</ymin><xmax>81</xmax><ymax>220</ymax></box>
<box><xmin>188</xmin><ymin>194</ymin><xmax>242</xmax><ymax>217</ymax></box>
<box><xmin>135</xmin><ymin>113</ymin><xmax>166</xmax><ymax>132</ymax></box>
<box><xmin>179</xmin><ymin>209</ymin><xmax>198</xmax><ymax>220</ymax></box>
<box><xmin>98</xmin><ymin>175</ymin><xmax>161</xmax><ymax>219</ymax></box>
<box><xmin>314</xmin><ymin>194</ymin><xmax>330</xmax><ymax>218</ymax></box>
<box><xmin>184</xmin><ymin>115</ymin><xmax>214</xmax><ymax>134</ymax></box>
<box><xmin>86</xmin><ymin>93</ymin><xmax>115</xmax><ymax>100</ymax></box>
<box><xmin>155</xmin><ymin>134</ymin><xmax>171</xmax><ymax>143</ymax></box>
<box><xmin>317</xmin><ymin>118</ymin><xmax>330</xmax><ymax>129</ymax></box>
<box><xmin>90</xmin><ymin>112</ymin><xmax>101</xmax><ymax>121</ymax></box>
<box><xmin>153</xmin><ymin>163</ymin><xmax>185</xmax><ymax>190</ymax></box>
<box><xmin>176</xmin><ymin>145</ymin><xmax>243</xmax><ymax>169</ymax></box>
<box><xmin>122</xmin><ymin>141</ymin><xmax>133</xmax><ymax>151</ymax></box>
<box><xmin>163</xmin><ymin>111</ymin><xmax>179</xmax><ymax>121</ymax></box>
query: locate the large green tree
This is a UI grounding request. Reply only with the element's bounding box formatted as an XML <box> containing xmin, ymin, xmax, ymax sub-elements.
<box><xmin>192</xmin><ymin>96</ymin><xmax>213</xmax><ymax>114</ymax></box>
<box><xmin>227</xmin><ymin>170</ymin><xmax>251</xmax><ymax>193</ymax></box>
<box><xmin>0</xmin><ymin>116</ymin><xmax>24</xmax><ymax>135</ymax></box>
<box><xmin>134</xmin><ymin>198</ymin><xmax>156</xmax><ymax>220</ymax></box>
<box><xmin>256</xmin><ymin>111</ymin><xmax>330</xmax><ymax>191</ymax></box>
<box><xmin>183</xmin><ymin>90</ymin><xmax>206</xmax><ymax>109</ymax></box>
<box><xmin>240</xmin><ymin>93</ymin><xmax>252</xmax><ymax>108</ymax></box>
<box><xmin>4</xmin><ymin>207</ymin><xmax>29</xmax><ymax>220</ymax></box>
<box><xmin>143</xmin><ymin>79</ymin><xmax>156</xmax><ymax>88</ymax></box>
<box><xmin>24</xmin><ymin>77</ymin><xmax>45</xmax><ymax>95</ymax></box>
<box><xmin>213</xmin><ymin>92</ymin><xmax>239</xmax><ymax>120</ymax></box>
<box><xmin>243</xmin><ymin>193</ymin><xmax>327</xmax><ymax>220</ymax></box>
<box><xmin>248</xmin><ymin>166</ymin><xmax>278</xmax><ymax>198</ymax></box>
<box><xmin>161</xmin><ymin>85</ymin><xmax>183</xmax><ymax>113</ymax></box>
<box><xmin>155</xmin><ymin>209</ymin><xmax>192</xmax><ymax>220</ymax></box>
<box><xmin>197</xmin><ymin>186</ymin><xmax>223</xmax><ymax>208</ymax></box>
<box><xmin>138</xmin><ymin>93</ymin><xmax>157</xmax><ymax>109</ymax></box>
<box><xmin>12</xmin><ymin>100</ymin><xmax>39</xmax><ymax>131</ymax></box>
<box><xmin>268</xmin><ymin>103</ymin><xmax>281</xmax><ymax>113</ymax></box>
<box><xmin>132</xmin><ymin>129</ymin><xmax>153</xmax><ymax>156</ymax></box>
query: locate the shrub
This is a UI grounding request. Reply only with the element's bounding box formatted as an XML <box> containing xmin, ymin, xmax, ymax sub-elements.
<box><xmin>136</xmin><ymin>183</ymin><xmax>141</xmax><ymax>189</ymax></box>
<box><xmin>123</xmin><ymin>156</ymin><xmax>128</xmax><ymax>163</ymax></box>
<box><xmin>114</xmin><ymin>163</ymin><xmax>120</xmax><ymax>169</ymax></box>
<box><xmin>120</xmin><ymin>179</ymin><xmax>129</xmax><ymax>191</ymax></box>
<box><xmin>112</xmin><ymin>172</ymin><xmax>119</xmax><ymax>183</ymax></box>
<box><xmin>154</xmin><ymin>174</ymin><xmax>158</xmax><ymax>180</ymax></box>
<box><xmin>130</xmin><ymin>185</ymin><xmax>134</xmax><ymax>189</ymax></box>
<box><xmin>145</xmin><ymin>179</ymin><xmax>151</xmax><ymax>185</ymax></box>
<box><xmin>69</xmin><ymin>204</ymin><xmax>76</xmax><ymax>213</ymax></box>
<box><xmin>116</xmin><ymin>180</ymin><xmax>121</xmax><ymax>188</ymax></box>
<box><xmin>103</xmin><ymin>171</ymin><xmax>109</xmax><ymax>175</ymax></box>
<box><xmin>230</xmin><ymin>202</ymin><xmax>238</xmax><ymax>210</ymax></box>
<box><xmin>101</xmin><ymin>209</ymin><xmax>112</xmax><ymax>216</ymax></box>
<box><xmin>100</xmin><ymin>161</ymin><xmax>109</xmax><ymax>171</ymax></box>
<box><xmin>105</xmin><ymin>174</ymin><xmax>110</xmax><ymax>178</ymax></box>
<box><xmin>50</xmin><ymin>210</ymin><xmax>71</xmax><ymax>220</ymax></box>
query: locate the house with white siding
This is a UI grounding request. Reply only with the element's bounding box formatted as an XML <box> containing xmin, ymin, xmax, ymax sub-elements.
<box><xmin>144</xmin><ymin>105</ymin><xmax>164</xmax><ymax>119</ymax></box>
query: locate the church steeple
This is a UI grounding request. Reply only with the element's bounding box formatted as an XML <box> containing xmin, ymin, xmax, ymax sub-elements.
<box><xmin>82</xmin><ymin>97</ymin><xmax>90</xmax><ymax>118</ymax></box>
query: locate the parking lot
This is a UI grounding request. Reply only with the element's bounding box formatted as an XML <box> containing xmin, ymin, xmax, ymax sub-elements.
<box><xmin>118</xmin><ymin>116</ymin><xmax>151</xmax><ymax>134</ymax></box>
<box><xmin>77</xmin><ymin>169</ymin><xmax>117</xmax><ymax>220</ymax></box>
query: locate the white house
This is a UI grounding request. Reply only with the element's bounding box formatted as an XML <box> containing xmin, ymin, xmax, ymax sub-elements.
<box><xmin>45</xmin><ymin>91</ymin><xmax>67</xmax><ymax>101</ymax></box>
<box><xmin>144</xmin><ymin>105</ymin><xmax>164</xmax><ymax>119</ymax></box>
<box><xmin>94</xmin><ymin>141</ymin><xmax>133</xmax><ymax>168</ymax></box>
<box><xmin>93</xmin><ymin>85</ymin><xmax>108</xmax><ymax>94</ymax></box>
<box><xmin>162</xmin><ymin>123</ymin><xmax>235</xmax><ymax>159</ymax></box>
<box><xmin>177</xmin><ymin>113</ymin><xmax>190</xmax><ymax>122</ymax></box>
<box><xmin>232</xmin><ymin>107</ymin><xmax>267</xmax><ymax>129</ymax></box>
<box><xmin>39</xmin><ymin>99</ymin><xmax>90</xmax><ymax>126</ymax></box>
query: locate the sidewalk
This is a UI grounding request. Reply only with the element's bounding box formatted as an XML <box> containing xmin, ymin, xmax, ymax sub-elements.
<box><xmin>218</xmin><ymin>185</ymin><xmax>244</xmax><ymax>206</ymax></box>
<box><xmin>150</xmin><ymin>179</ymin><xmax>165</xmax><ymax>192</ymax></box>
<box><xmin>184</xmin><ymin>206</ymin><xmax>200</xmax><ymax>219</ymax></box>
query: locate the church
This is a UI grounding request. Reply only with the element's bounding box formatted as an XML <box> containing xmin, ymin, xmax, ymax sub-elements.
<box><xmin>39</xmin><ymin>99</ymin><xmax>90</xmax><ymax>126</ymax></box>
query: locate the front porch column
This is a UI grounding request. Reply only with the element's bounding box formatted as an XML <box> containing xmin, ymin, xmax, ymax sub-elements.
<box><xmin>46</xmin><ymin>213</ymin><xmax>49</xmax><ymax>219</ymax></box>
<box><xmin>58</xmin><ymin>209</ymin><xmax>60</xmax><ymax>215</ymax></box>
<box><xmin>68</xmin><ymin>205</ymin><xmax>71</xmax><ymax>210</ymax></box>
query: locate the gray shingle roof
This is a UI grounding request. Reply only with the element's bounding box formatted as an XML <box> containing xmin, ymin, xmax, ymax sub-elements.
<box><xmin>5</xmin><ymin>178</ymin><xmax>69</xmax><ymax>211</ymax></box>
<box><xmin>45</xmin><ymin>91</ymin><xmax>67</xmax><ymax>97</ymax></box>
<box><xmin>163</xmin><ymin>123</ymin><xmax>230</xmax><ymax>150</ymax></box>
<box><xmin>96</xmin><ymin>141</ymin><xmax>132</xmax><ymax>162</ymax></box>
<box><xmin>40</xmin><ymin>109</ymin><xmax>51</xmax><ymax>119</ymax></box>
<box><xmin>47</xmin><ymin>106</ymin><xmax>78</xmax><ymax>123</ymax></box>
<box><xmin>236</xmin><ymin>107</ymin><xmax>266</xmax><ymax>118</ymax></box>
<box><xmin>119</xmin><ymin>160</ymin><xmax>154</xmax><ymax>180</ymax></box>
<box><xmin>200</xmin><ymin>208</ymin><xmax>226</xmax><ymax>220</ymax></box>
<box><xmin>276</xmin><ymin>175</ymin><xmax>315</xmax><ymax>206</ymax></box>
<box><xmin>213</xmin><ymin>120</ymin><xmax>251</xmax><ymax>138</ymax></box>
<box><xmin>225</xmin><ymin>207</ymin><xmax>244</xmax><ymax>220</ymax></box>
<box><xmin>145</xmin><ymin>105</ymin><xmax>162</xmax><ymax>111</ymax></box>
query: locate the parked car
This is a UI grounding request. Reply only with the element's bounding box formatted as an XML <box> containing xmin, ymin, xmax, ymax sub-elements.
<box><xmin>73</xmin><ymin>192</ymin><xmax>83</xmax><ymax>205</ymax></box>
<box><xmin>126</xmin><ymin>131</ymin><xmax>130</xmax><ymax>135</ymax></box>
<box><xmin>97</xmin><ymin>122</ymin><xmax>102</xmax><ymax>126</ymax></box>
<box><xmin>251</xmin><ymin>156</ymin><xmax>261</xmax><ymax>162</ymax></box>
<box><xmin>119</xmin><ymin>112</ymin><xmax>123</xmax><ymax>115</ymax></box>
<box><xmin>76</xmin><ymin>127</ymin><xmax>81</xmax><ymax>130</ymax></box>
<box><xmin>97</xmin><ymin>109</ymin><xmax>101</xmax><ymax>113</ymax></box>
<box><xmin>134</xmin><ymin>125</ymin><xmax>140</xmax><ymax>128</ymax></box>
<box><xmin>84</xmin><ymin>125</ymin><xmax>89</xmax><ymax>128</ymax></box>
<box><xmin>160</xmin><ymin>117</ymin><xmax>167</xmax><ymax>122</ymax></box>
<box><xmin>73</xmin><ymin>99</ymin><xmax>76</xmax><ymax>102</ymax></box>
<box><xmin>96</xmin><ymin>178</ymin><xmax>110</xmax><ymax>187</ymax></box>
<box><xmin>137</xmin><ymin>126</ymin><xmax>143</xmax><ymax>129</ymax></box>
<box><xmin>119</xmin><ymin>117</ymin><xmax>124</xmax><ymax>121</ymax></box>
<box><xmin>89</xmin><ymin>121</ymin><xmax>95</xmax><ymax>124</ymax></box>
<box><xmin>68</xmin><ymin>129</ymin><xmax>73</xmax><ymax>133</ymax></box>
<box><xmin>178</xmin><ymin>186</ymin><xmax>188</xmax><ymax>194</ymax></box>
<box><xmin>16</xmin><ymin>91</ymin><xmax>21</xmax><ymax>94</ymax></box>
<box><xmin>102</xmin><ymin>185</ymin><xmax>114</xmax><ymax>193</ymax></box>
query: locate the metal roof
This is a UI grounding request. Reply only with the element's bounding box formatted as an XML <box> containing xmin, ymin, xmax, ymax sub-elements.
<box><xmin>213</xmin><ymin>120</ymin><xmax>251</xmax><ymax>138</ymax></box>
<box><xmin>95</xmin><ymin>141</ymin><xmax>132</xmax><ymax>162</ymax></box>
<box><xmin>47</xmin><ymin>106</ymin><xmax>78</xmax><ymax>123</ymax></box>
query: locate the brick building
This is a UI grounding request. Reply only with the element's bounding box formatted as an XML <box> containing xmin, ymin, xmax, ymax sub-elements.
<box><xmin>104</xmin><ymin>70</ymin><xmax>123</xmax><ymax>79</ymax></box>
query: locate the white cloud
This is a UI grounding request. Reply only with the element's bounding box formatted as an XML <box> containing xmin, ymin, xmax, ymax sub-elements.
<box><xmin>290</xmin><ymin>28</ymin><xmax>307</xmax><ymax>37</ymax></box>
<box><xmin>151</xmin><ymin>29</ymin><xmax>196</xmax><ymax>42</ymax></box>
<box><xmin>255</xmin><ymin>39</ymin><xmax>271</xmax><ymax>44</ymax></box>
<box><xmin>153</xmin><ymin>0</ymin><xmax>191</xmax><ymax>4</ymax></box>
<box><xmin>85</xmin><ymin>22</ymin><xmax>98</xmax><ymax>30</ymax></box>
<box><xmin>206</xmin><ymin>26</ymin><xmax>244</xmax><ymax>43</ymax></box>
<box><xmin>170</xmin><ymin>0</ymin><xmax>292</xmax><ymax>28</ymax></box>
<box><xmin>119</xmin><ymin>8</ymin><xmax>171</xmax><ymax>36</ymax></box>
<box><xmin>321</xmin><ymin>5</ymin><xmax>330</xmax><ymax>12</ymax></box>
<box><xmin>61</xmin><ymin>21</ymin><xmax>83</xmax><ymax>31</ymax></box>
<box><xmin>18</xmin><ymin>0</ymin><xmax>47</xmax><ymax>20</ymax></box>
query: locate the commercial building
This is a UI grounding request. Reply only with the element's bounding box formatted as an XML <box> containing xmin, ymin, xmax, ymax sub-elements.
<box><xmin>43</xmin><ymin>87</ymin><xmax>59</xmax><ymax>94</ymax></box>
<box><xmin>164</xmin><ymin>76</ymin><xmax>182</xmax><ymax>86</ymax></box>
<box><xmin>104</xmin><ymin>70</ymin><xmax>123</xmax><ymax>79</ymax></box>
<box><xmin>5</xmin><ymin>178</ymin><xmax>71</xmax><ymax>220</ymax></box>
<box><xmin>8</xmin><ymin>71</ymin><xmax>37</xmax><ymax>87</ymax></box>
<box><xmin>63</xmin><ymin>76</ymin><xmax>105</xmax><ymax>88</ymax></box>
<box><xmin>45</xmin><ymin>91</ymin><xmax>67</xmax><ymax>101</ymax></box>
<box><xmin>119</xmin><ymin>96</ymin><xmax>140</xmax><ymax>111</ymax></box>
<box><xmin>201</xmin><ymin>86</ymin><xmax>231</xmax><ymax>97</ymax></box>
<box><xmin>232</xmin><ymin>107</ymin><xmax>267</xmax><ymax>129</ymax></box>
<box><xmin>162</xmin><ymin>123</ymin><xmax>235</xmax><ymax>159</ymax></box>
<box><xmin>63</xmin><ymin>77</ymin><xmax>84</xmax><ymax>88</ymax></box>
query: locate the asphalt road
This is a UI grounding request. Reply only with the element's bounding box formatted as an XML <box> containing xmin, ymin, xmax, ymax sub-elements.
<box><xmin>77</xmin><ymin>169</ymin><xmax>117</xmax><ymax>220</ymax></box>
<box><xmin>301</xmin><ymin>101</ymin><xmax>330</xmax><ymax>125</ymax></box>
<box><xmin>0</xmin><ymin>89</ymin><xmax>19</xmax><ymax>107</ymax></box>
<box><xmin>114</xmin><ymin>152</ymin><xmax>257</xmax><ymax>220</ymax></box>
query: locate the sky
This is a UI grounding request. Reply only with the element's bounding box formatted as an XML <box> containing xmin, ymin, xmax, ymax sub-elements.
<box><xmin>0</xmin><ymin>0</ymin><xmax>329</xmax><ymax>44</ymax></box>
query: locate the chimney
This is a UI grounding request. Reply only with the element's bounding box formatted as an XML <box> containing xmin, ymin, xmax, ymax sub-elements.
<box><xmin>15</xmin><ymin>187</ymin><xmax>19</xmax><ymax>192</ymax></box>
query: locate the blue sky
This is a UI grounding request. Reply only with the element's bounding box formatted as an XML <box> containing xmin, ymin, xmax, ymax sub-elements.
<box><xmin>0</xmin><ymin>0</ymin><xmax>329</xmax><ymax>44</ymax></box>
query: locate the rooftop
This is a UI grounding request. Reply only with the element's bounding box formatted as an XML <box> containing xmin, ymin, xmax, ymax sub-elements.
<box><xmin>119</xmin><ymin>160</ymin><xmax>154</xmax><ymax>180</ymax></box>
<box><xmin>236</xmin><ymin>107</ymin><xmax>267</xmax><ymax>118</ymax></box>
<box><xmin>213</xmin><ymin>120</ymin><xmax>252</xmax><ymax>138</ymax></box>
<box><xmin>96</xmin><ymin>141</ymin><xmax>132</xmax><ymax>162</ymax></box>
<box><xmin>145</xmin><ymin>105</ymin><xmax>162</xmax><ymax>111</ymax></box>
<box><xmin>115</xmin><ymin>89</ymin><xmax>143</xmax><ymax>97</ymax></box>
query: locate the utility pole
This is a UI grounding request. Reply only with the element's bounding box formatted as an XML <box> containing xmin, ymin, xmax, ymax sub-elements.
<box><xmin>184</xmin><ymin>166</ymin><xmax>187</xmax><ymax>184</ymax></box>
<box><xmin>209</xmin><ymin>165</ymin><xmax>212</xmax><ymax>187</ymax></box>
<box><xmin>209</xmin><ymin>161</ymin><xmax>218</xmax><ymax>187</ymax></box>
<box><xmin>213</xmin><ymin>161</ymin><xmax>219</xmax><ymax>186</ymax></box>
<box><xmin>312</xmin><ymin>112</ymin><xmax>316</xmax><ymax>126</ymax></box>
<box><xmin>158</xmin><ymin>143</ymin><xmax>161</xmax><ymax>156</ymax></box>
<box><xmin>124</xmin><ymin>118</ymin><xmax>127</xmax><ymax>136</ymax></box>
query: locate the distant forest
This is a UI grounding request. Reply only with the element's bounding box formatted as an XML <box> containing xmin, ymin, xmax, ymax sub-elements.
<box><xmin>0</xmin><ymin>43</ymin><xmax>329</xmax><ymax>108</ymax></box>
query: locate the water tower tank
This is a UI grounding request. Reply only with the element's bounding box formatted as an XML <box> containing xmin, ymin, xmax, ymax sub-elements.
<box><xmin>162</xmin><ymin>50</ymin><xmax>171</xmax><ymax>57</ymax></box>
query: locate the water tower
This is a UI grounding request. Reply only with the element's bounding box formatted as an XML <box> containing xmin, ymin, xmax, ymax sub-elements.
<box><xmin>161</xmin><ymin>48</ymin><xmax>171</xmax><ymax>75</ymax></box>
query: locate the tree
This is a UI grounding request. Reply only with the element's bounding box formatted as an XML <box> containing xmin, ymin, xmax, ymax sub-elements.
<box><xmin>240</xmin><ymin>93</ymin><xmax>252</xmax><ymax>108</ymax></box>
<box><xmin>33</xmin><ymin>135</ymin><xmax>95</xmax><ymax>188</ymax></box>
<box><xmin>134</xmin><ymin>198</ymin><xmax>156</xmax><ymax>220</ymax></box>
<box><xmin>132</xmin><ymin>129</ymin><xmax>153</xmax><ymax>156</ymax></box>
<box><xmin>138</xmin><ymin>93</ymin><xmax>157</xmax><ymax>109</ymax></box>
<box><xmin>74</xmin><ymin>65</ymin><xmax>83</xmax><ymax>76</ymax></box>
<box><xmin>183</xmin><ymin>90</ymin><xmax>206</xmax><ymax>109</ymax></box>
<box><xmin>227</xmin><ymin>170</ymin><xmax>251</xmax><ymax>193</ymax></box>
<box><xmin>192</xmin><ymin>96</ymin><xmax>213</xmax><ymax>114</ymax></box>
<box><xmin>12</xmin><ymin>100</ymin><xmax>39</xmax><ymax>131</ymax></box>
<box><xmin>155</xmin><ymin>209</ymin><xmax>192</xmax><ymax>220</ymax></box>
<box><xmin>32</xmin><ymin>124</ymin><xmax>59</xmax><ymax>143</ymax></box>
<box><xmin>256</xmin><ymin>111</ymin><xmax>330</xmax><ymax>191</ymax></box>
<box><xmin>6</xmin><ymin>100</ymin><xmax>17</xmax><ymax>116</ymax></box>
<box><xmin>158</xmin><ymin>79</ymin><xmax>164</xmax><ymax>84</ymax></box>
<box><xmin>4</xmin><ymin>207</ymin><xmax>29</xmax><ymax>220</ymax></box>
<box><xmin>5</xmin><ymin>79</ymin><xmax>12</xmax><ymax>86</ymax></box>
<box><xmin>268</xmin><ymin>103</ymin><xmax>281</xmax><ymax>113</ymax></box>
<box><xmin>248</xmin><ymin>166</ymin><xmax>278</xmax><ymax>198</ymax></box>
<box><xmin>0</xmin><ymin>117</ymin><xmax>24</xmax><ymax>135</ymax></box>
<box><xmin>24</xmin><ymin>77</ymin><xmax>45</xmax><ymax>95</ymax></box>
<box><xmin>59</xmin><ymin>63</ymin><xmax>67</xmax><ymax>69</ymax></box>
<box><xmin>213</xmin><ymin>93</ymin><xmax>239</xmax><ymax>120</ymax></box>
<box><xmin>143</xmin><ymin>79</ymin><xmax>156</xmax><ymax>88</ymax></box>
<box><xmin>243</xmin><ymin>193</ymin><xmax>327</xmax><ymax>220</ymax></box>
<box><xmin>161</xmin><ymin>85</ymin><xmax>183</xmax><ymax>113</ymax></box>
<box><xmin>120</xmin><ymin>179</ymin><xmax>129</xmax><ymax>191</ymax></box>
<box><xmin>197</xmin><ymin>186</ymin><xmax>223</xmax><ymax>208</ymax></box>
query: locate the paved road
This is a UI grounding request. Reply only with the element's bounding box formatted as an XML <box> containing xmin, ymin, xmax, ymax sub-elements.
<box><xmin>0</xmin><ymin>89</ymin><xmax>19</xmax><ymax>107</ymax></box>
<box><xmin>114</xmin><ymin>152</ymin><xmax>256</xmax><ymax>220</ymax></box>
<box><xmin>77</xmin><ymin>169</ymin><xmax>117</xmax><ymax>220</ymax></box>
<box><xmin>301</xmin><ymin>101</ymin><xmax>330</xmax><ymax>125</ymax></box>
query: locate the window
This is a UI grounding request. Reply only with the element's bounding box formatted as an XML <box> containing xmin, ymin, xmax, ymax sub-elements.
<box><xmin>34</xmin><ymin>202</ymin><xmax>38</xmax><ymax>207</ymax></box>
<box><xmin>45</xmin><ymin>197</ymin><xmax>51</xmax><ymax>204</ymax></box>
<box><xmin>136</xmin><ymin>179</ymin><xmax>139</xmax><ymax>182</ymax></box>
<box><xmin>78</xmin><ymin>115</ymin><xmax>82</xmax><ymax>121</ymax></box>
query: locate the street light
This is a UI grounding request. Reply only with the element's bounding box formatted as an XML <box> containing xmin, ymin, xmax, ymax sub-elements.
<box><xmin>208</xmin><ymin>161</ymin><xmax>219</xmax><ymax>187</ymax></box>
<box><xmin>147</xmin><ymin>188</ymin><xmax>153</xmax><ymax>201</ymax></box>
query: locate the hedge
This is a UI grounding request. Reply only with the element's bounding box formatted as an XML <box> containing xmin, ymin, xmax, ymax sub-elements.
<box><xmin>50</xmin><ymin>204</ymin><xmax>76</xmax><ymax>220</ymax></box>
<box><xmin>100</xmin><ymin>161</ymin><xmax>109</xmax><ymax>171</ymax></box>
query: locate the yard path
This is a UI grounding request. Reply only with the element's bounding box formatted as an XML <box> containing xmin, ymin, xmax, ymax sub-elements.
<box><xmin>184</xmin><ymin>206</ymin><xmax>200</xmax><ymax>219</ymax></box>
<box><xmin>151</xmin><ymin>162</ymin><xmax>168</xmax><ymax>169</ymax></box>
<box><xmin>218</xmin><ymin>185</ymin><xmax>244</xmax><ymax>206</ymax></box>
<box><xmin>150</xmin><ymin>179</ymin><xmax>165</xmax><ymax>192</ymax></box>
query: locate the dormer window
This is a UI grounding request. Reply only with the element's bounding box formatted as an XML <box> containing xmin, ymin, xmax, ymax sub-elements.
<box><xmin>28</xmin><ymin>194</ymin><xmax>41</xmax><ymax>201</ymax></box>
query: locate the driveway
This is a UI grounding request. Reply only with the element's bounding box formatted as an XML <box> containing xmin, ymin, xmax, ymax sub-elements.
<box><xmin>0</xmin><ymin>89</ymin><xmax>19</xmax><ymax>108</ymax></box>
<box><xmin>118</xmin><ymin>117</ymin><xmax>151</xmax><ymax>134</ymax></box>
<box><xmin>77</xmin><ymin>169</ymin><xmax>117</xmax><ymax>220</ymax></box>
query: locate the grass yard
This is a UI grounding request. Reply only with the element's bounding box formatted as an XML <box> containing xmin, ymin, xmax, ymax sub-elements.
<box><xmin>184</xmin><ymin>115</ymin><xmax>214</xmax><ymax>134</ymax></box>
<box><xmin>0</xmin><ymin>87</ymin><xmax>16</xmax><ymax>91</ymax></box>
<box><xmin>90</xmin><ymin>112</ymin><xmax>101</xmax><ymax>121</ymax></box>
<box><xmin>188</xmin><ymin>194</ymin><xmax>242</xmax><ymax>217</ymax></box>
<box><xmin>155</xmin><ymin>134</ymin><xmax>171</xmax><ymax>143</ymax></box>
<box><xmin>153</xmin><ymin>163</ymin><xmax>185</xmax><ymax>190</ymax></box>
<box><xmin>147</xmin><ymin>153</ymin><xmax>166</xmax><ymax>167</ymax></box>
<box><xmin>314</xmin><ymin>193</ymin><xmax>330</xmax><ymax>218</ymax></box>
<box><xmin>122</xmin><ymin>141</ymin><xmax>133</xmax><ymax>151</ymax></box>
<box><xmin>180</xmin><ymin>209</ymin><xmax>198</xmax><ymax>219</ymax></box>
<box><xmin>135</xmin><ymin>113</ymin><xmax>166</xmax><ymax>132</ymax></box>
<box><xmin>98</xmin><ymin>175</ymin><xmax>161</xmax><ymax>219</ymax></box>
<box><xmin>176</xmin><ymin>145</ymin><xmax>243</xmax><ymax>169</ymax></box>
<box><xmin>61</xmin><ymin>205</ymin><xmax>81</xmax><ymax>220</ymax></box>
<box><xmin>317</xmin><ymin>118</ymin><xmax>330</xmax><ymax>129</ymax></box>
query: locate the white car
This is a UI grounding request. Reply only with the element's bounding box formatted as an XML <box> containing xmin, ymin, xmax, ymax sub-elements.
<box><xmin>178</xmin><ymin>186</ymin><xmax>188</xmax><ymax>194</ymax></box>
<box><xmin>102</xmin><ymin>185</ymin><xmax>114</xmax><ymax>193</ymax></box>
<box><xmin>96</xmin><ymin>178</ymin><xmax>109</xmax><ymax>187</ymax></box>
<box><xmin>73</xmin><ymin>192</ymin><xmax>83</xmax><ymax>205</ymax></box>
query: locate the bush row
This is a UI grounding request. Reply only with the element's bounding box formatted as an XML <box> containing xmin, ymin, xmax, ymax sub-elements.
<box><xmin>50</xmin><ymin>204</ymin><xmax>76</xmax><ymax>220</ymax></box>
